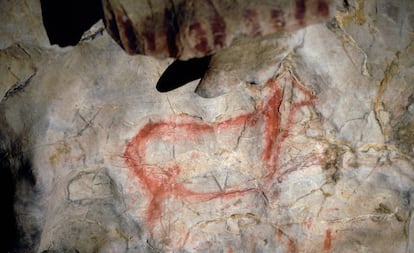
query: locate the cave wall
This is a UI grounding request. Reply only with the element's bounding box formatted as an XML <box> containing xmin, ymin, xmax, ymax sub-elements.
<box><xmin>0</xmin><ymin>0</ymin><xmax>413</xmax><ymax>252</ymax></box>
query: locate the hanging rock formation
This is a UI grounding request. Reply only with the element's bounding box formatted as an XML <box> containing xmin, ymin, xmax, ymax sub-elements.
<box><xmin>0</xmin><ymin>0</ymin><xmax>413</xmax><ymax>252</ymax></box>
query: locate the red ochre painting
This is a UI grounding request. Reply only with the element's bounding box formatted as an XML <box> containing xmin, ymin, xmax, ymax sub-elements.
<box><xmin>123</xmin><ymin>74</ymin><xmax>315</xmax><ymax>238</ymax></box>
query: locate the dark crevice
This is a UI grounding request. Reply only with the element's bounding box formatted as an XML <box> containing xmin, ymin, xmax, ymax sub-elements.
<box><xmin>343</xmin><ymin>0</ymin><xmax>350</xmax><ymax>9</ymax></box>
<box><xmin>0</xmin><ymin>145</ymin><xmax>18</xmax><ymax>252</ymax></box>
<box><xmin>1</xmin><ymin>124</ymin><xmax>38</xmax><ymax>252</ymax></box>
<box><xmin>156</xmin><ymin>55</ymin><xmax>212</xmax><ymax>92</ymax></box>
<box><xmin>40</xmin><ymin>0</ymin><xmax>103</xmax><ymax>46</ymax></box>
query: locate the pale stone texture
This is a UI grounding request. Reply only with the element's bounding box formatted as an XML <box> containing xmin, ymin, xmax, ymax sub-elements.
<box><xmin>0</xmin><ymin>0</ymin><xmax>413</xmax><ymax>253</ymax></box>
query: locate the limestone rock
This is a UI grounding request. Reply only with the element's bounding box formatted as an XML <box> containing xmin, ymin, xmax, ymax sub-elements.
<box><xmin>1</xmin><ymin>0</ymin><xmax>413</xmax><ymax>252</ymax></box>
<box><xmin>102</xmin><ymin>0</ymin><xmax>335</xmax><ymax>59</ymax></box>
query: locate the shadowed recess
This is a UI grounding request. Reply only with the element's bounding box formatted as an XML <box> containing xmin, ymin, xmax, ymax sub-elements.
<box><xmin>0</xmin><ymin>143</ymin><xmax>17</xmax><ymax>253</ymax></box>
<box><xmin>0</xmin><ymin>130</ymin><xmax>37</xmax><ymax>252</ymax></box>
<box><xmin>156</xmin><ymin>55</ymin><xmax>212</xmax><ymax>92</ymax></box>
<box><xmin>40</xmin><ymin>0</ymin><xmax>103</xmax><ymax>46</ymax></box>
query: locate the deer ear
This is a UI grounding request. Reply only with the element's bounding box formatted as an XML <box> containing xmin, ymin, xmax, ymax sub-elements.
<box><xmin>40</xmin><ymin>0</ymin><xmax>103</xmax><ymax>46</ymax></box>
<box><xmin>156</xmin><ymin>56</ymin><xmax>212</xmax><ymax>93</ymax></box>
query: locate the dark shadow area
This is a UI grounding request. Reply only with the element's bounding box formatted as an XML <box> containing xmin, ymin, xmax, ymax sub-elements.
<box><xmin>0</xmin><ymin>157</ymin><xmax>17</xmax><ymax>252</ymax></box>
<box><xmin>156</xmin><ymin>55</ymin><xmax>212</xmax><ymax>92</ymax></box>
<box><xmin>40</xmin><ymin>0</ymin><xmax>103</xmax><ymax>46</ymax></box>
<box><xmin>0</xmin><ymin>126</ymin><xmax>38</xmax><ymax>253</ymax></box>
<box><xmin>0</xmin><ymin>134</ymin><xmax>18</xmax><ymax>252</ymax></box>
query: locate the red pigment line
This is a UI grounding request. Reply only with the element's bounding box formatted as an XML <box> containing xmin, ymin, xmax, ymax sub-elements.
<box><xmin>295</xmin><ymin>0</ymin><xmax>306</xmax><ymax>26</ymax></box>
<box><xmin>264</xmin><ymin>79</ymin><xmax>316</xmax><ymax>179</ymax></box>
<box><xmin>188</xmin><ymin>22</ymin><xmax>209</xmax><ymax>54</ymax></box>
<box><xmin>262</xmin><ymin>79</ymin><xmax>283</xmax><ymax>163</ymax></box>
<box><xmin>124</xmin><ymin>112</ymin><xmax>262</xmax><ymax>227</ymax></box>
<box><xmin>305</xmin><ymin>217</ymin><xmax>313</xmax><ymax>229</ymax></box>
<box><xmin>243</xmin><ymin>9</ymin><xmax>261</xmax><ymax>35</ymax></box>
<box><xmin>206</xmin><ymin>0</ymin><xmax>226</xmax><ymax>48</ymax></box>
<box><xmin>143</xmin><ymin>31</ymin><xmax>156</xmax><ymax>53</ymax></box>
<box><xmin>123</xmin><ymin>76</ymin><xmax>314</xmax><ymax>229</ymax></box>
<box><xmin>291</xmin><ymin>77</ymin><xmax>316</xmax><ymax>99</ymax></box>
<box><xmin>276</xmin><ymin>228</ymin><xmax>298</xmax><ymax>253</ymax></box>
<box><xmin>317</xmin><ymin>0</ymin><xmax>330</xmax><ymax>17</ymax></box>
<box><xmin>270</xmin><ymin>9</ymin><xmax>286</xmax><ymax>30</ymax></box>
<box><xmin>323</xmin><ymin>229</ymin><xmax>333</xmax><ymax>251</ymax></box>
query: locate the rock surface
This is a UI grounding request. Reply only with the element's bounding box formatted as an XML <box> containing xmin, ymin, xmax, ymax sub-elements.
<box><xmin>1</xmin><ymin>0</ymin><xmax>413</xmax><ymax>252</ymax></box>
<box><xmin>102</xmin><ymin>0</ymin><xmax>334</xmax><ymax>59</ymax></box>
